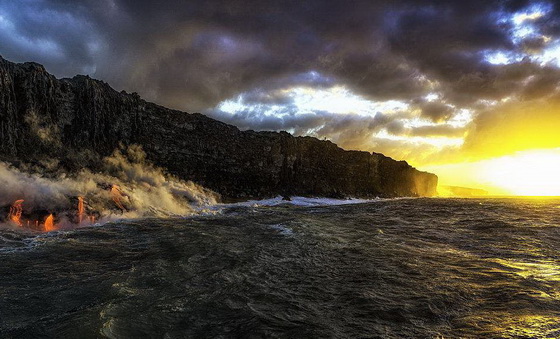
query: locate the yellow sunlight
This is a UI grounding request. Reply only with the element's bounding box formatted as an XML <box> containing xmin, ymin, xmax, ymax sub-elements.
<box><xmin>479</xmin><ymin>149</ymin><xmax>560</xmax><ymax>196</ymax></box>
<box><xmin>423</xmin><ymin>148</ymin><xmax>560</xmax><ymax>196</ymax></box>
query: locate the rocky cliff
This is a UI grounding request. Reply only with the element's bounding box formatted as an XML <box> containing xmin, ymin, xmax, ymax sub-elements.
<box><xmin>0</xmin><ymin>56</ymin><xmax>437</xmax><ymax>199</ymax></box>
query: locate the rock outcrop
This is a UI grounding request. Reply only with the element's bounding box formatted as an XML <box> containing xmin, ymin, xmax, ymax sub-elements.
<box><xmin>0</xmin><ymin>56</ymin><xmax>438</xmax><ymax>200</ymax></box>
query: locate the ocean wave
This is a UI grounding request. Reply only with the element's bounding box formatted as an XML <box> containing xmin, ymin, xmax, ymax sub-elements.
<box><xmin>216</xmin><ymin>195</ymin><xmax>384</xmax><ymax>209</ymax></box>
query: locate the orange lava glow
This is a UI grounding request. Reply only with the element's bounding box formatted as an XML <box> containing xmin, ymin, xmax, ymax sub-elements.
<box><xmin>5</xmin><ymin>196</ymin><xmax>100</xmax><ymax>232</ymax></box>
<box><xmin>78</xmin><ymin>196</ymin><xmax>85</xmax><ymax>224</ymax></box>
<box><xmin>43</xmin><ymin>214</ymin><xmax>55</xmax><ymax>232</ymax></box>
<box><xmin>111</xmin><ymin>185</ymin><xmax>126</xmax><ymax>211</ymax></box>
<box><xmin>8</xmin><ymin>199</ymin><xmax>24</xmax><ymax>226</ymax></box>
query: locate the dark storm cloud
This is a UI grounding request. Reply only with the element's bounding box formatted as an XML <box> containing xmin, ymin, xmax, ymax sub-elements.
<box><xmin>520</xmin><ymin>36</ymin><xmax>548</xmax><ymax>53</ymax></box>
<box><xmin>0</xmin><ymin>0</ymin><xmax>103</xmax><ymax>76</ymax></box>
<box><xmin>1</xmin><ymin>0</ymin><xmax>560</xmax><ymax>163</ymax></box>
<box><xmin>416</xmin><ymin>101</ymin><xmax>455</xmax><ymax>123</ymax></box>
<box><xmin>1</xmin><ymin>0</ymin><xmax>548</xmax><ymax>107</ymax></box>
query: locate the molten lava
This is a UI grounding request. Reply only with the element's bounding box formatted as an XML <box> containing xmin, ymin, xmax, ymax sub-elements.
<box><xmin>111</xmin><ymin>185</ymin><xmax>126</xmax><ymax>211</ymax></box>
<box><xmin>5</xmin><ymin>195</ymin><xmax>100</xmax><ymax>231</ymax></box>
<box><xmin>6</xmin><ymin>199</ymin><xmax>59</xmax><ymax>231</ymax></box>
<box><xmin>78</xmin><ymin>196</ymin><xmax>85</xmax><ymax>224</ymax></box>
<box><xmin>8</xmin><ymin>199</ymin><xmax>24</xmax><ymax>226</ymax></box>
<box><xmin>43</xmin><ymin>214</ymin><xmax>55</xmax><ymax>232</ymax></box>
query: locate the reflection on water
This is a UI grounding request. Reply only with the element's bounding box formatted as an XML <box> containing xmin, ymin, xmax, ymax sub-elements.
<box><xmin>493</xmin><ymin>259</ymin><xmax>560</xmax><ymax>282</ymax></box>
<box><xmin>465</xmin><ymin>257</ymin><xmax>560</xmax><ymax>337</ymax></box>
<box><xmin>1</xmin><ymin>197</ymin><xmax>560</xmax><ymax>338</ymax></box>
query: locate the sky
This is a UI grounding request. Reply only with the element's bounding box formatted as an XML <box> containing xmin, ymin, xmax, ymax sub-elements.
<box><xmin>1</xmin><ymin>0</ymin><xmax>559</xmax><ymax>195</ymax></box>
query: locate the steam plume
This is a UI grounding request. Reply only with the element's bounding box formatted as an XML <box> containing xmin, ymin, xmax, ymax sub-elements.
<box><xmin>0</xmin><ymin>145</ymin><xmax>219</xmax><ymax>230</ymax></box>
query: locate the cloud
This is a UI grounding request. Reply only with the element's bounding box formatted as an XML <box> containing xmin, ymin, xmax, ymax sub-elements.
<box><xmin>1</xmin><ymin>0</ymin><xmax>560</xmax><ymax>166</ymax></box>
<box><xmin>409</xmin><ymin>125</ymin><xmax>466</xmax><ymax>138</ymax></box>
<box><xmin>416</xmin><ymin>101</ymin><xmax>455</xmax><ymax>123</ymax></box>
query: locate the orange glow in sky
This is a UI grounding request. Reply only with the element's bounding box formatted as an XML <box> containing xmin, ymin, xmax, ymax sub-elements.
<box><xmin>424</xmin><ymin>148</ymin><xmax>560</xmax><ymax>196</ymax></box>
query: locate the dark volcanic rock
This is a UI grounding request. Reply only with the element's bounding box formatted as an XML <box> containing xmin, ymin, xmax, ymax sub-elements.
<box><xmin>0</xmin><ymin>56</ymin><xmax>437</xmax><ymax>199</ymax></box>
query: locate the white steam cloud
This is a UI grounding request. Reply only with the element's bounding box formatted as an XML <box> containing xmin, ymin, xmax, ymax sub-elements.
<box><xmin>0</xmin><ymin>145</ymin><xmax>219</xmax><ymax>229</ymax></box>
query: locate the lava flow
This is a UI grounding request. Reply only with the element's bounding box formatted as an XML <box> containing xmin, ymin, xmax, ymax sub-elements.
<box><xmin>5</xmin><ymin>196</ymin><xmax>97</xmax><ymax>232</ymax></box>
<box><xmin>6</xmin><ymin>199</ymin><xmax>58</xmax><ymax>231</ymax></box>
<box><xmin>4</xmin><ymin>182</ymin><xmax>137</xmax><ymax>232</ymax></box>
<box><xmin>78</xmin><ymin>196</ymin><xmax>85</xmax><ymax>224</ymax></box>
<box><xmin>111</xmin><ymin>185</ymin><xmax>126</xmax><ymax>211</ymax></box>
<box><xmin>8</xmin><ymin>199</ymin><xmax>24</xmax><ymax>226</ymax></box>
<box><xmin>44</xmin><ymin>214</ymin><xmax>55</xmax><ymax>232</ymax></box>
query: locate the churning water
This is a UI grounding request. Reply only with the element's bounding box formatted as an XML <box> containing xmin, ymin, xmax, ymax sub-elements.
<box><xmin>1</xmin><ymin>197</ymin><xmax>560</xmax><ymax>338</ymax></box>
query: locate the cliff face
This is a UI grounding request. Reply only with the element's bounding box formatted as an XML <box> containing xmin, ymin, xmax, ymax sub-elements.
<box><xmin>0</xmin><ymin>56</ymin><xmax>437</xmax><ymax>199</ymax></box>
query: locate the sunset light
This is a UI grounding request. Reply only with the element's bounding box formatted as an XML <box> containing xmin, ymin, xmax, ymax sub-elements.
<box><xmin>479</xmin><ymin>149</ymin><xmax>560</xmax><ymax>196</ymax></box>
<box><xmin>425</xmin><ymin>148</ymin><xmax>560</xmax><ymax>196</ymax></box>
<box><xmin>2</xmin><ymin>0</ymin><xmax>560</xmax><ymax>337</ymax></box>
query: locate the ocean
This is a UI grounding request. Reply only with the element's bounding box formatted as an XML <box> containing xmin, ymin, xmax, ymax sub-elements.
<box><xmin>1</xmin><ymin>197</ymin><xmax>560</xmax><ymax>338</ymax></box>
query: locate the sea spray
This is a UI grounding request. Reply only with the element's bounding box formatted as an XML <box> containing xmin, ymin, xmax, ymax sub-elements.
<box><xmin>0</xmin><ymin>145</ymin><xmax>219</xmax><ymax>230</ymax></box>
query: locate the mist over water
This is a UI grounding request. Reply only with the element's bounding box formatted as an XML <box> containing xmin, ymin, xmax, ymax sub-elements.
<box><xmin>1</xmin><ymin>198</ymin><xmax>560</xmax><ymax>338</ymax></box>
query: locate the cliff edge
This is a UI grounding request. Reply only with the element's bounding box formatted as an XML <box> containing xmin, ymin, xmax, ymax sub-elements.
<box><xmin>0</xmin><ymin>56</ymin><xmax>437</xmax><ymax>199</ymax></box>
